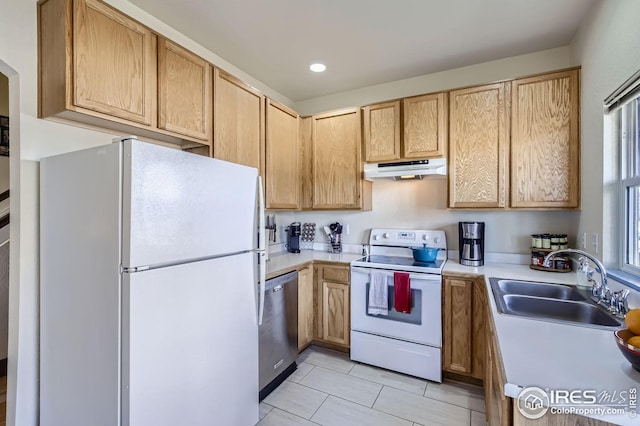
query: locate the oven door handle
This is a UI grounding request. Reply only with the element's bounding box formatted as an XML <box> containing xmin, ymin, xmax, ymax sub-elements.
<box><xmin>351</xmin><ymin>266</ymin><xmax>442</xmax><ymax>282</ymax></box>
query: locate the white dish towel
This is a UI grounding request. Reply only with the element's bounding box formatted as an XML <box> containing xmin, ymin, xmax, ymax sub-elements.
<box><xmin>368</xmin><ymin>270</ymin><xmax>389</xmax><ymax>316</ymax></box>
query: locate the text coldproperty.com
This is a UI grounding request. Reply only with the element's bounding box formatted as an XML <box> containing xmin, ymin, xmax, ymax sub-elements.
<box><xmin>550</xmin><ymin>407</ymin><xmax>629</xmax><ymax>416</ymax></box>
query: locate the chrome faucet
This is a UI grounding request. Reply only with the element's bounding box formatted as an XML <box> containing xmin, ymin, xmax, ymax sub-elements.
<box><xmin>543</xmin><ymin>249</ymin><xmax>630</xmax><ymax>317</ymax></box>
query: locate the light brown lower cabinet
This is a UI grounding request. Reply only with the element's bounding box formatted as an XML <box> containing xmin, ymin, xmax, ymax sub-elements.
<box><xmin>314</xmin><ymin>264</ymin><xmax>350</xmax><ymax>349</ymax></box>
<box><xmin>297</xmin><ymin>264</ymin><xmax>314</xmax><ymax>351</ymax></box>
<box><xmin>442</xmin><ymin>276</ymin><xmax>486</xmax><ymax>380</ymax></box>
<box><xmin>485</xmin><ymin>297</ymin><xmax>512</xmax><ymax>426</ymax></box>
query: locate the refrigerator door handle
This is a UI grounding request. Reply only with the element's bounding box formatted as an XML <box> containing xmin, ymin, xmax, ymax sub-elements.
<box><xmin>257</xmin><ymin>176</ymin><xmax>266</xmax><ymax>325</ymax></box>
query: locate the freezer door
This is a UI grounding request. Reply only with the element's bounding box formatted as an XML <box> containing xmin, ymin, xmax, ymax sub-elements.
<box><xmin>122</xmin><ymin>140</ymin><xmax>259</xmax><ymax>269</ymax></box>
<box><xmin>121</xmin><ymin>253</ymin><xmax>258</xmax><ymax>426</ymax></box>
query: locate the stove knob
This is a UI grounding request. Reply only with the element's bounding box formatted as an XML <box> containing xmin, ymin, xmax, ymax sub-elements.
<box><xmin>433</xmin><ymin>237</ymin><xmax>440</xmax><ymax>244</ymax></box>
<box><xmin>383</xmin><ymin>233</ymin><xmax>391</xmax><ymax>239</ymax></box>
<box><xmin>423</xmin><ymin>235</ymin><xmax>430</xmax><ymax>241</ymax></box>
<box><xmin>374</xmin><ymin>234</ymin><xmax>381</xmax><ymax>241</ymax></box>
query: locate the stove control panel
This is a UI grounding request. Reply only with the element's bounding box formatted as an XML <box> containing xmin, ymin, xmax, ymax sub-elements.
<box><xmin>368</xmin><ymin>228</ymin><xmax>447</xmax><ymax>250</ymax></box>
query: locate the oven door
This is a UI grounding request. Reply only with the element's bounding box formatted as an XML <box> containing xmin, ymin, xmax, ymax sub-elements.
<box><xmin>350</xmin><ymin>266</ymin><xmax>442</xmax><ymax>347</ymax></box>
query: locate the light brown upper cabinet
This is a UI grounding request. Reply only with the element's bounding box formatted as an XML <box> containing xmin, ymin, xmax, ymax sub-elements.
<box><xmin>38</xmin><ymin>0</ymin><xmax>211</xmax><ymax>147</ymax></box>
<box><xmin>363</xmin><ymin>93</ymin><xmax>448</xmax><ymax>163</ymax></box>
<box><xmin>213</xmin><ymin>68</ymin><xmax>265</xmax><ymax>173</ymax></box>
<box><xmin>39</xmin><ymin>0</ymin><xmax>157</xmax><ymax>126</ymax></box>
<box><xmin>449</xmin><ymin>83</ymin><xmax>510</xmax><ymax>208</ymax></box>
<box><xmin>158</xmin><ymin>38</ymin><xmax>212</xmax><ymax>141</ymax></box>
<box><xmin>265</xmin><ymin>99</ymin><xmax>300</xmax><ymax>209</ymax></box>
<box><xmin>403</xmin><ymin>92</ymin><xmax>448</xmax><ymax>158</ymax></box>
<box><xmin>362</xmin><ymin>101</ymin><xmax>401</xmax><ymax>162</ymax></box>
<box><xmin>312</xmin><ymin>108</ymin><xmax>372</xmax><ymax>210</ymax></box>
<box><xmin>510</xmin><ymin>69</ymin><xmax>580</xmax><ymax>209</ymax></box>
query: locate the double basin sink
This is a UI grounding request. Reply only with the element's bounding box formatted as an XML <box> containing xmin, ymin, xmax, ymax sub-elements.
<box><xmin>490</xmin><ymin>278</ymin><xmax>623</xmax><ymax>329</ymax></box>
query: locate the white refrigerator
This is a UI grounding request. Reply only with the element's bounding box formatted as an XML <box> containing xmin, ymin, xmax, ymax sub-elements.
<box><xmin>40</xmin><ymin>138</ymin><xmax>266</xmax><ymax>426</ymax></box>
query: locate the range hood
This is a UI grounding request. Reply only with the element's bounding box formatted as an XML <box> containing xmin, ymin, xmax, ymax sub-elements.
<box><xmin>364</xmin><ymin>159</ymin><xmax>447</xmax><ymax>181</ymax></box>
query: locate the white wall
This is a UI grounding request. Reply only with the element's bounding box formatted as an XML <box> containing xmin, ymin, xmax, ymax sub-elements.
<box><xmin>569</xmin><ymin>0</ymin><xmax>640</xmax><ymax>266</ymax></box>
<box><xmin>273</xmin><ymin>180</ymin><xmax>580</xmax><ymax>254</ymax></box>
<box><xmin>295</xmin><ymin>46</ymin><xmax>571</xmax><ymax>116</ymax></box>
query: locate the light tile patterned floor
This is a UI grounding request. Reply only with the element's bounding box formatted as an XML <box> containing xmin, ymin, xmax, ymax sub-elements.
<box><xmin>259</xmin><ymin>346</ymin><xmax>486</xmax><ymax>426</ymax></box>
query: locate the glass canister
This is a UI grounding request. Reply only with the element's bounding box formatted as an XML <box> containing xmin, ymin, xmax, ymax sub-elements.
<box><xmin>541</xmin><ymin>234</ymin><xmax>551</xmax><ymax>249</ymax></box>
<box><xmin>559</xmin><ymin>234</ymin><xmax>568</xmax><ymax>249</ymax></box>
<box><xmin>531</xmin><ymin>234</ymin><xmax>539</xmax><ymax>248</ymax></box>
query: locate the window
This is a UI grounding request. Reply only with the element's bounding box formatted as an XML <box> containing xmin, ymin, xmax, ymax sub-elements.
<box><xmin>621</xmin><ymin>99</ymin><xmax>640</xmax><ymax>272</ymax></box>
<box><xmin>607</xmin><ymin>72</ymin><xmax>640</xmax><ymax>275</ymax></box>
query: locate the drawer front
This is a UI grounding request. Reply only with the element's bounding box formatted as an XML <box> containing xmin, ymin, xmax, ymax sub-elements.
<box><xmin>322</xmin><ymin>266</ymin><xmax>349</xmax><ymax>283</ymax></box>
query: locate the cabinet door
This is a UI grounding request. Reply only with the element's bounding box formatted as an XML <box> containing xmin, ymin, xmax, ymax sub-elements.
<box><xmin>486</xmin><ymin>306</ymin><xmax>512</xmax><ymax>426</ymax></box>
<box><xmin>266</xmin><ymin>99</ymin><xmax>300</xmax><ymax>209</ymax></box>
<box><xmin>363</xmin><ymin>101</ymin><xmax>401</xmax><ymax>162</ymax></box>
<box><xmin>443</xmin><ymin>278</ymin><xmax>473</xmax><ymax>374</ymax></box>
<box><xmin>298</xmin><ymin>265</ymin><xmax>314</xmax><ymax>351</ymax></box>
<box><xmin>471</xmin><ymin>280</ymin><xmax>487</xmax><ymax>380</ymax></box>
<box><xmin>511</xmin><ymin>69</ymin><xmax>580</xmax><ymax>208</ymax></box>
<box><xmin>312</xmin><ymin>108</ymin><xmax>364</xmax><ymax>209</ymax></box>
<box><xmin>213</xmin><ymin>68</ymin><xmax>265</xmax><ymax>173</ymax></box>
<box><xmin>73</xmin><ymin>0</ymin><xmax>156</xmax><ymax>125</ymax></box>
<box><xmin>299</xmin><ymin>117</ymin><xmax>314</xmax><ymax>209</ymax></box>
<box><xmin>403</xmin><ymin>92</ymin><xmax>448</xmax><ymax>158</ymax></box>
<box><xmin>158</xmin><ymin>38</ymin><xmax>212</xmax><ymax>141</ymax></box>
<box><xmin>449</xmin><ymin>83</ymin><xmax>510</xmax><ymax>208</ymax></box>
<box><xmin>322</xmin><ymin>280</ymin><xmax>350</xmax><ymax>347</ymax></box>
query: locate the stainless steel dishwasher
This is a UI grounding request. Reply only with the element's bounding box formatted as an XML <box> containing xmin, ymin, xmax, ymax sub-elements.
<box><xmin>259</xmin><ymin>270</ymin><xmax>298</xmax><ymax>400</ymax></box>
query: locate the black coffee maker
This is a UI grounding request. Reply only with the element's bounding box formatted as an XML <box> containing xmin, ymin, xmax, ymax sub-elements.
<box><xmin>459</xmin><ymin>222</ymin><xmax>485</xmax><ymax>266</ymax></box>
<box><xmin>286</xmin><ymin>222</ymin><xmax>301</xmax><ymax>253</ymax></box>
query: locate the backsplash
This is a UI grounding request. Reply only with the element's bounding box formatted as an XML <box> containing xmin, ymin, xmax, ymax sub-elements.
<box><xmin>268</xmin><ymin>179</ymin><xmax>580</xmax><ymax>254</ymax></box>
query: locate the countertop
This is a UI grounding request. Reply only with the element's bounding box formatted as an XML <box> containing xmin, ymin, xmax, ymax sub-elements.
<box><xmin>266</xmin><ymin>250</ymin><xmax>363</xmax><ymax>279</ymax></box>
<box><xmin>267</xmin><ymin>251</ymin><xmax>639</xmax><ymax>424</ymax></box>
<box><xmin>445</xmin><ymin>262</ymin><xmax>639</xmax><ymax>425</ymax></box>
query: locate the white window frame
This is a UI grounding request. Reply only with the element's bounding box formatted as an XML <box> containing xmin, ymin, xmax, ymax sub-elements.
<box><xmin>619</xmin><ymin>96</ymin><xmax>640</xmax><ymax>276</ymax></box>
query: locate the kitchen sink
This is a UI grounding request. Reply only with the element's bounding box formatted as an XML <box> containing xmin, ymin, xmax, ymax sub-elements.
<box><xmin>489</xmin><ymin>278</ymin><xmax>623</xmax><ymax>329</ymax></box>
<box><xmin>494</xmin><ymin>279</ymin><xmax>586</xmax><ymax>301</ymax></box>
<box><xmin>501</xmin><ymin>295</ymin><xmax>622</xmax><ymax>327</ymax></box>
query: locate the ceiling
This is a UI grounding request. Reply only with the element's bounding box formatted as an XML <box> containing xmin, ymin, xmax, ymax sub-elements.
<box><xmin>128</xmin><ymin>0</ymin><xmax>596</xmax><ymax>102</ymax></box>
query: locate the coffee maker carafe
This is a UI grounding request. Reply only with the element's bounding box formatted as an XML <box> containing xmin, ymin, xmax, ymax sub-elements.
<box><xmin>286</xmin><ymin>222</ymin><xmax>301</xmax><ymax>253</ymax></box>
<box><xmin>459</xmin><ymin>222</ymin><xmax>485</xmax><ymax>266</ymax></box>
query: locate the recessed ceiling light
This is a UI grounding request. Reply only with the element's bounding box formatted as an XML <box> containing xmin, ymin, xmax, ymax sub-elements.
<box><xmin>310</xmin><ymin>63</ymin><xmax>326</xmax><ymax>73</ymax></box>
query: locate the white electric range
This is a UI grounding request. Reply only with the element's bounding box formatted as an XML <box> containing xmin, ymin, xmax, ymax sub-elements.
<box><xmin>350</xmin><ymin>228</ymin><xmax>447</xmax><ymax>383</ymax></box>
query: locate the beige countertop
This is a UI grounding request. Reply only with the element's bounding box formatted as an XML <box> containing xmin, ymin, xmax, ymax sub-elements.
<box><xmin>446</xmin><ymin>262</ymin><xmax>638</xmax><ymax>425</ymax></box>
<box><xmin>265</xmin><ymin>250</ymin><xmax>363</xmax><ymax>279</ymax></box>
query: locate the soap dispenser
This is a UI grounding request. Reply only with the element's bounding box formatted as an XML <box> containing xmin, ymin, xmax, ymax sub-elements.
<box><xmin>576</xmin><ymin>256</ymin><xmax>591</xmax><ymax>289</ymax></box>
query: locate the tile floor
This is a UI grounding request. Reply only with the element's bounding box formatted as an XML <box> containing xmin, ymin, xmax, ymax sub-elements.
<box><xmin>259</xmin><ymin>346</ymin><xmax>486</xmax><ymax>426</ymax></box>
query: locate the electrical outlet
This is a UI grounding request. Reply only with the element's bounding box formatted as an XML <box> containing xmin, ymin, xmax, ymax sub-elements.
<box><xmin>581</xmin><ymin>232</ymin><xmax>587</xmax><ymax>249</ymax></box>
<box><xmin>592</xmin><ymin>232</ymin><xmax>599</xmax><ymax>254</ymax></box>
